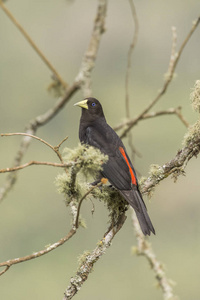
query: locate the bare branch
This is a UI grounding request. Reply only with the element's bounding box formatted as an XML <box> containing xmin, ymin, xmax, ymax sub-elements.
<box><xmin>0</xmin><ymin>229</ymin><xmax>76</xmax><ymax>277</ymax></box>
<box><xmin>0</xmin><ymin>161</ymin><xmax>71</xmax><ymax>173</ymax></box>
<box><xmin>174</xmin><ymin>107</ymin><xmax>190</xmax><ymax>127</ymax></box>
<box><xmin>124</xmin><ymin>0</ymin><xmax>139</xmax><ymax>160</ymax></box>
<box><xmin>125</xmin><ymin>0</ymin><xmax>139</xmax><ymax>118</ymax></box>
<box><xmin>120</xmin><ymin>17</ymin><xmax>200</xmax><ymax>138</ymax></box>
<box><xmin>131</xmin><ymin>210</ymin><xmax>177</xmax><ymax>300</ymax></box>
<box><xmin>1</xmin><ymin>132</ymin><xmax>66</xmax><ymax>163</ymax></box>
<box><xmin>142</xmin><ymin>107</ymin><xmax>189</xmax><ymax>127</ymax></box>
<box><xmin>56</xmin><ymin>136</ymin><xmax>69</xmax><ymax>150</ymax></box>
<box><xmin>75</xmin><ymin>0</ymin><xmax>107</xmax><ymax>97</ymax></box>
<box><xmin>0</xmin><ymin>266</ymin><xmax>10</xmax><ymax>276</ymax></box>
<box><xmin>114</xmin><ymin>106</ymin><xmax>189</xmax><ymax>132</ymax></box>
<box><xmin>1</xmin><ymin>132</ymin><xmax>55</xmax><ymax>152</ymax></box>
<box><xmin>0</xmin><ymin>0</ymin><xmax>67</xmax><ymax>89</ymax></box>
<box><xmin>164</xmin><ymin>26</ymin><xmax>178</xmax><ymax>80</ymax></box>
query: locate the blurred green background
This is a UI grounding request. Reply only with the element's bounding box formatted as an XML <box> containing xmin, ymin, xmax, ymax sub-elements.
<box><xmin>0</xmin><ymin>1</ymin><xmax>200</xmax><ymax>299</ymax></box>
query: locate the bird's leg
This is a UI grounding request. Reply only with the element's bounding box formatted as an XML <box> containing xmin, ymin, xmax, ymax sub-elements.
<box><xmin>90</xmin><ymin>172</ymin><xmax>103</xmax><ymax>186</ymax></box>
<box><xmin>90</xmin><ymin>179</ymin><xmax>101</xmax><ymax>186</ymax></box>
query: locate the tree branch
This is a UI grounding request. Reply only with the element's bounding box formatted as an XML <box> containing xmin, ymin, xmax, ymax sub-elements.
<box><xmin>1</xmin><ymin>132</ymin><xmax>67</xmax><ymax>163</ymax></box>
<box><xmin>131</xmin><ymin>210</ymin><xmax>177</xmax><ymax>300</ymax></box>
<box><xmin>0</xmin><ymin>229</ymin><xmax>76</xmax><ymax>277</ymax></box>
<box><xmin>63</xmin><ymin>212</ymin><xmax>127</xmax><ymax>300</ymax></box>
<box><xmin>0</xmin><ymin>161</ymin><xmax>71</xmax><ymax>173</ymax></box>
<box><xmin>114</xmin><ymin>106</ymin><xmax>189</xmax><ymax>132</ymax></box>
<box><xmin>0</xmin><ymin>0</ymin><xmax>67</xmax><ymax>89</ymax></box>
<box><xmin>125</xmin><ymin>0</ymin><xmax>139</xmax><ymax>160</ymax></box>
<box><xmin>75</xmin><ymin>0</ymin><xmax>107</xmax><ymax>97</ymax></box>
<box><xmin>119</xmin><ymin>17</ymin><xmax>200</xmax><ymax>138</ymax></box>
<box><xmin>125</xmin><ymin>0</ymin><xmax>139</xmax><ymax>118</ymax></box>
<box><xmin>141</xmin><ymin>121</ymin><xmax>200</xmax><ymax>195</ymax></box>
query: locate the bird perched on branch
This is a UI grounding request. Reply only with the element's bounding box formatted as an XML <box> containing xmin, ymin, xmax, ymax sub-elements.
<box><xmin>74</xmin><ymin>97</ymin><xmax>155</xmax><ymax>236</ymax></box>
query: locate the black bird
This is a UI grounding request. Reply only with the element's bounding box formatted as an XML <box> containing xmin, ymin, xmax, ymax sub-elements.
<box><xmin>74</xmin><ymin>97</ymin><xmax>155</xmax><ymax>235</ymax></box>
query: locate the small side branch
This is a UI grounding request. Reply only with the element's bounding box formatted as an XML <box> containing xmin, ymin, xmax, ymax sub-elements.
<box><xmin>0</xmin><ymin>229</ymin><xmax>76</xmax><ymax>277</ymax></box>
<box><xmin>0</xmin><ymin>161</ymin><xmax>70</xmax><ymax>173</ymax></box>
<box><xmin>63</xmin><ymin>212</ymin><xmax>127</xmax><ymax>300</ymax></box>
<box><xmin>114</xmin><ymin>107</ymin><xmax>189</xmax><ymax>131</ymax></box>
<box><xmin>1</xmin><ymin>132</ymin><xmax>68</xmax><ymax>163</ymax></box>
<box><xmin>0</xmin><ymin>0</ymin><xmax>67</xmax><ymax>88</ymax></box>
<box><xmin>125</xmin><ymin>0</ymin><xmax>139</xmax><ymax>160</ymax></box>
<box><xmin>125</xmin><ymin>0</ymin><xmax>139</xmax><ymax>117</ymax></box>
<box><xmin>75</xmin><ymin>182</ymin><xmax>103</xmax><ymax>228</ymax></box>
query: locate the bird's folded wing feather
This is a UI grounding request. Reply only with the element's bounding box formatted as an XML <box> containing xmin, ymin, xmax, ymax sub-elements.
<box><xmin>85</xmin><ymin>125</ymin><xmax>133</xmax><ymax>190</ymax></box>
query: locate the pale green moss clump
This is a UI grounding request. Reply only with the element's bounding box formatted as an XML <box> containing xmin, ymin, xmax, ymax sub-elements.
<box><xmin>55</xmin><ymin>143</ymin><xmax>108</xmax><ymax>206</ymax></box>
<box><xmin>183</xmin><ymin>119</ymin><xmax>200</xmax><ymax>147</ymax></box>
<box><xmin>139</xmin><ymin>176</ymin><xmax>147</xmax><ymax>189</ymax></box>
<box><xmin>182</xmin><ymin>81</ymin><xmax>200</xmax><ymax>147</ymax></box>
<box><xmin>190</xmin><ymin>80</ymin><xmax>200</xmax><ymax>112</ymax></box>
<box><xmin>143</xmin><ymin>164</ymin><xmax>164</xmax><ymax>197</ymax></box>
<box><xmin>77</xmin><ymin>250</ymin><xmax>91</xmax><ymax>269</ymax></box>
<box><xmin>55</xmin><ymin>172</ymin><xmax>82</xmax><ymax>205</ymax></box>
<box><xmin>92</xmin><ymin>185</ymin><xmax>128</xmax><ymax>222</ymax></box>
<box><xmin>149</xmin><ymin>164</ymin><xmax>164</xmax><ymax>180</ymax></box>
<box><xmin>63</xmin><ymin>143</ymin><xmax>108</xmax><ymax>178</ymax></box>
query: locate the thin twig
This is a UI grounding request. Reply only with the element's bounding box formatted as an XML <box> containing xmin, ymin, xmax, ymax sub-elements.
<box><xmin>120</xmin><ymin>17</ymin><xmax>200</xmax><ymax>139</ymax></box>
<box><xmin>75</xmin><ymin>182</ymin><xmax>103</xmax><ymax>228</ymax></box>
<box><xmin>143</xmin><ymin>107</ymin><xmax>189</xmax><ymax>127</ymax></box>
<box><xmin>0</xmin><ymin>0</ymin><xmax>67</xmax><ymax>88</ymax></box>
<box><xmin>75</xmin><ymin>0</ymin><xmax>107</xmax><ymax>97</ymax></box>
<box><xmin>114</xmin><ymin>106</ymin><xmax>189</xmax><ymax>132</ymax></box>
<box><xmin>0</xmin><ymin>229</ymin><xmax>76</xmax><ymax>277</ymax></box>
<box><xmin>1</xmin><ymin>132</ymin><xmax>55</xmax><ymax>152</ymax></box>
<box><xmin>0</xmin><ymin>266</ymin><xmax>10</xmax><ymax>276</ymax></box>
<box><xmin>175</xmin><ymin>107</ymin><xmax>190</xmax><ymax>127</ymax></box>
<box><xmin>0</xmin><ymin>161</ymin><xmax>70</xmax><ymax>173</ymax></box>
<box><xmin>56</xmin><ymin>136</ymin><xmax>69</xmax><ymax>150</ymax></box>
<box><xmin>125</xmin><ymin>0</ymin><xmax>139</xmax><ymax>118</ymax></box>
<box><xmin>1</xmin><ymin>132</ymin><xmax>65</xmax><ymax>163</ymax></box>
<box><xmin>125</xmin><ymin>0</ymin><xmax>139</xmax><ymax>160</ymax></box>
<box><xmin>164</xmin><ymin>26</ymin><xmax>178</xmax><ymax>80</ymax></box>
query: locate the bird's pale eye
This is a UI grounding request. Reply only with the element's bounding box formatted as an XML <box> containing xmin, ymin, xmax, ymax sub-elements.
<box><xmin>92</xmin><ymin>103</ymin><xmax>96</xmax><ymax>107</ymax></box>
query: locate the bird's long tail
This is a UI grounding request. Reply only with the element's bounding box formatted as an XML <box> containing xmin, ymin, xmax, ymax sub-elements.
<box><xmin>119</xmin><ymin>188</ymin><xmax>155</xmax><ymax>236</ymax></box>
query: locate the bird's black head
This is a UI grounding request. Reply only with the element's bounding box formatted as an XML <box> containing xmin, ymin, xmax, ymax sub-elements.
<box><xmin>74</xmin><ymin>97</ymin><xmax>105</xmax><ymax>123</ymax></box>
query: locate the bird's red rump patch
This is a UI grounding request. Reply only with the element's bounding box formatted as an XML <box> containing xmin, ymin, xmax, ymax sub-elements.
<box><xmin>119</xmin><ymin>147</ymin><xmax>137</xmax><ymax>185</ymax></box>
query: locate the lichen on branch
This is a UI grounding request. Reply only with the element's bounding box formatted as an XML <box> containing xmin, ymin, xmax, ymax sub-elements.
<box><xmin>55</xmin><ymin>143</ymin><xmax>108</xmax><ymax>203</ymax></box>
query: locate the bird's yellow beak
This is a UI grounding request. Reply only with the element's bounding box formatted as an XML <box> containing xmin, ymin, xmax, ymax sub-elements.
<box><xmin>74</xmin><ymin>99</ymin><xmax>88</xmax><ymax>109</ymax></box>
